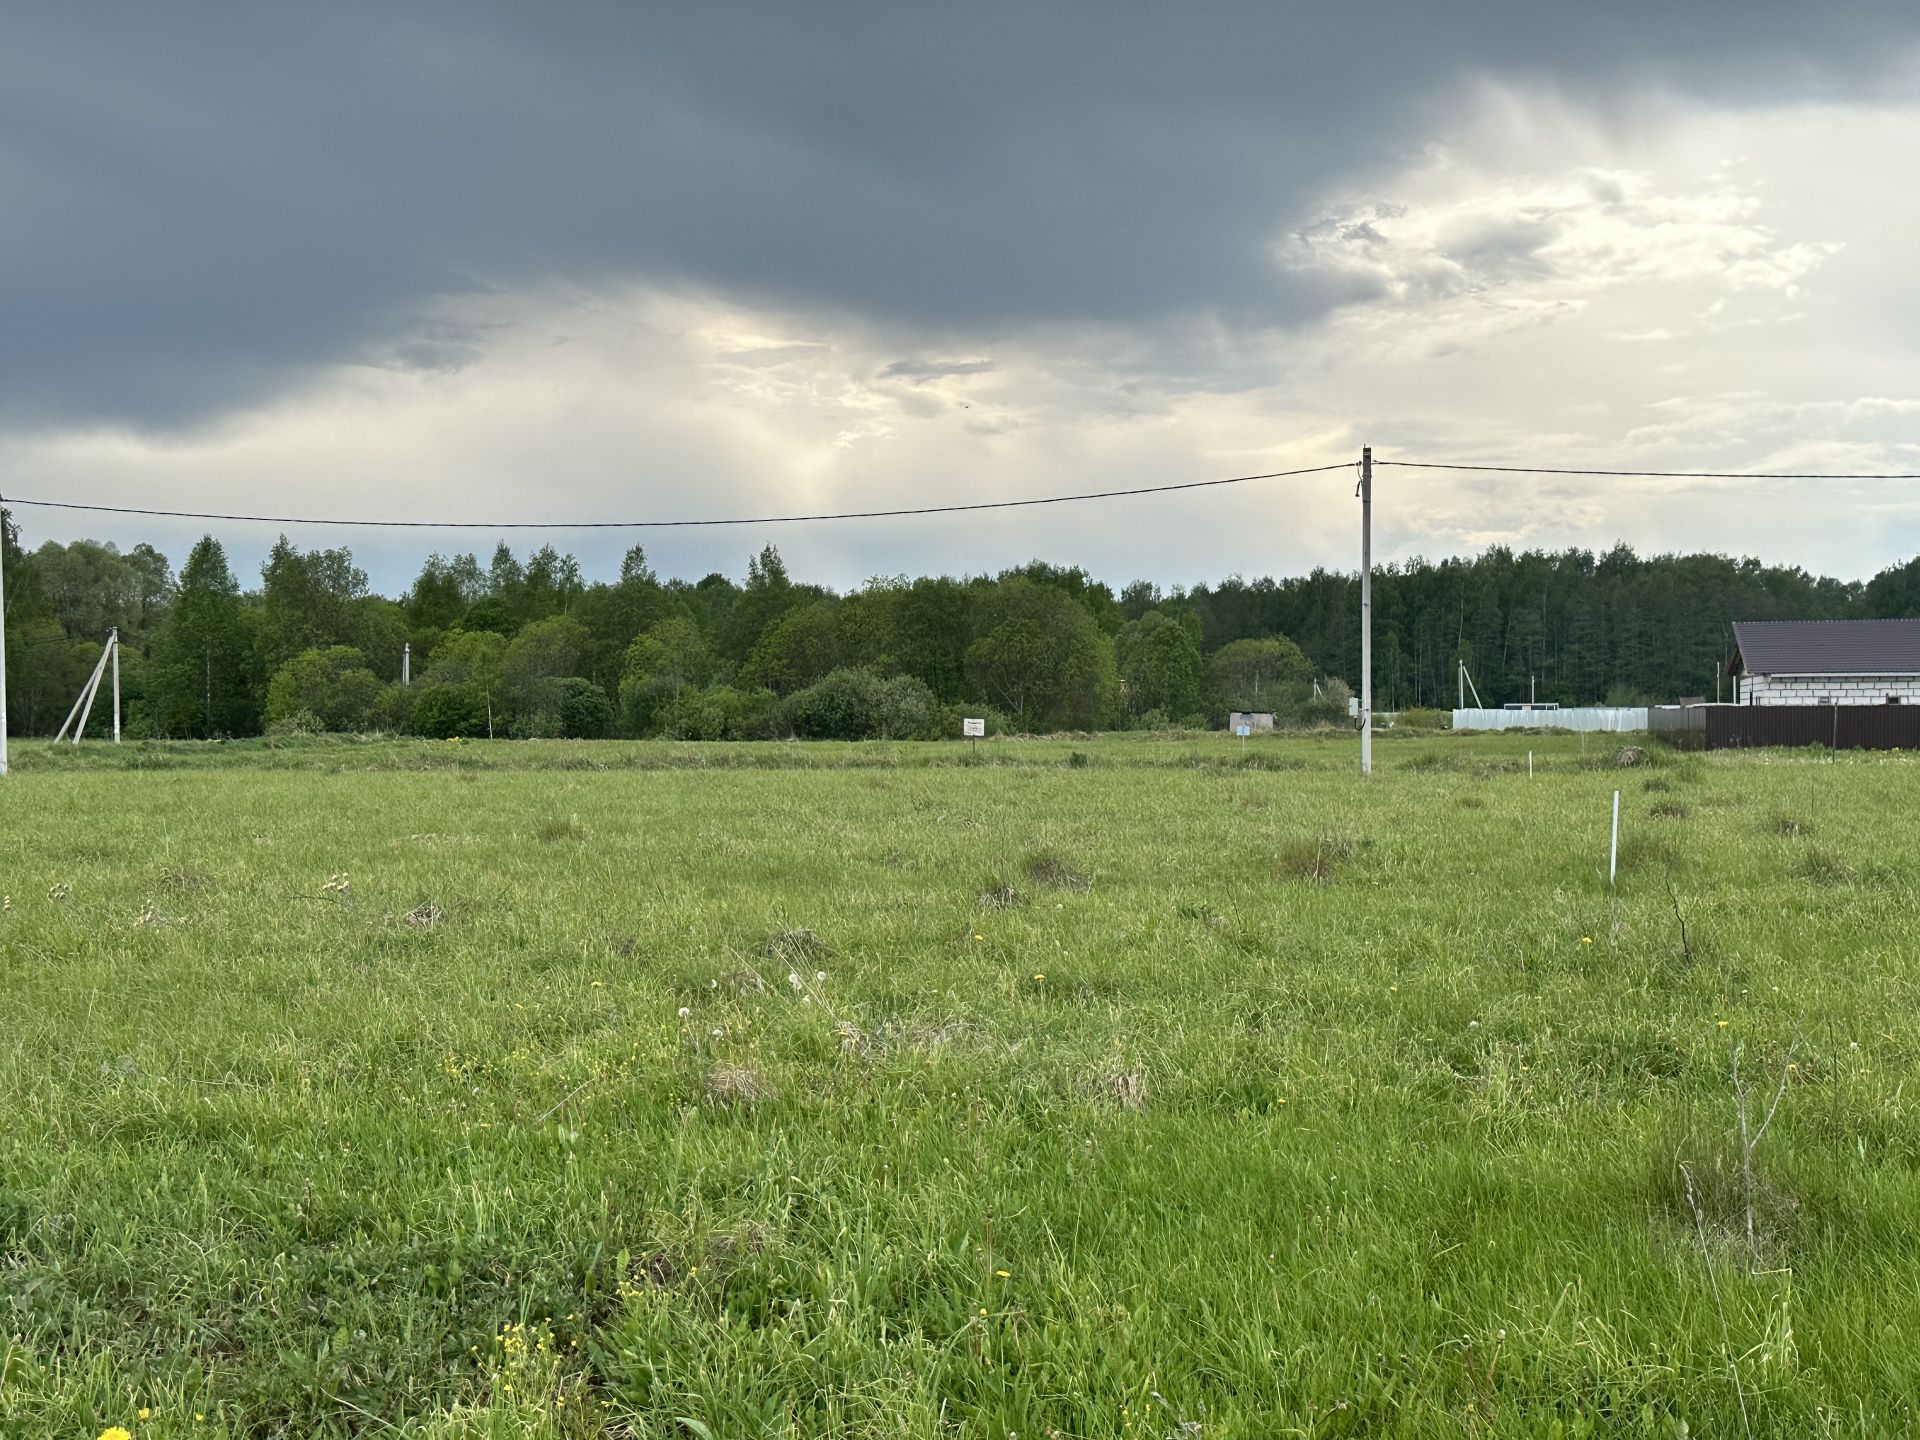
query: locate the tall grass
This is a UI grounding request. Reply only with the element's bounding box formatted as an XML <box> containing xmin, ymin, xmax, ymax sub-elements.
<box><xmin>1</xmin><ymin>734</ymin><xmax>1915</xmax><ymax>1435</ymax></box>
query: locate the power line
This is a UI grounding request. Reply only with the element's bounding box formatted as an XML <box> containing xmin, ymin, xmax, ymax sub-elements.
<box><xmin>1380</xmin><ymin>460</ymin><xmax>1920</xmax><ymax>480</ymax></box>
<box><xmin>0</xmin><ymin>463</ymin><xmax>1354</xmax><ymax>531</ymax></box>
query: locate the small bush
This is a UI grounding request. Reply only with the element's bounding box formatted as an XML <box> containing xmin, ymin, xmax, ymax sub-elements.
<box><xmin>1395</xmin><ymin>707</ymin><xmax>1450</xmax><ymax>731</ymax></box>
<box><xmin>409</xmin><ymin>684</ymin><xmax>490</xmax><ymax>739</ymax></box>
<box><xmin>781</xmin><ymin>669</ymin><xmax>941</xmax><ymax>741</ymax></box>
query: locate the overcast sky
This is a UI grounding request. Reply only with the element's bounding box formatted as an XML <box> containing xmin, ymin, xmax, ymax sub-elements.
<box><xmin>4</xmin><ymin>3</ymin><xmax>1919</xmax><ymax>593</ymax></box>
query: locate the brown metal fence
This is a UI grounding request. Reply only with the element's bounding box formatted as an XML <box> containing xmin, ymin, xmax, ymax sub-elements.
<box><xmin>1652</xmin><ymin>703</ymin><xmax>1920</xmax><ymax>751</ymax></box>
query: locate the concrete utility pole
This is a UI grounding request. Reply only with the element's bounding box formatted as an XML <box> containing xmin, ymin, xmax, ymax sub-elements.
<box><xmin>111</xmin><ymin>627</ymin><xmax>121</xmax><ymax>743</ymax></box>
<box><xmin>1358</xmin><ymin>445</ymin><xmax>1373</xmax><ymax>777</ymax></box>
<box><xmin>403</xmin><ymin>642</ymin><xmax>411</xmax><ymax>687</ymax></box>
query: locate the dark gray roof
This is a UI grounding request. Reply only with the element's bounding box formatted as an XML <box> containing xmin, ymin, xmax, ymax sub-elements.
<box><xmin>1731</xmin><ymin>618</ymin><xmax>1920</xmax><ymax>676</ymax></box>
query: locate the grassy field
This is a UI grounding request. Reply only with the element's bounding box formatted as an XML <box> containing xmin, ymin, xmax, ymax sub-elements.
<box><xmin>2</xmin><ymin>732</ymin><xmax>1917</xmax><ymax>1437</ymax></box>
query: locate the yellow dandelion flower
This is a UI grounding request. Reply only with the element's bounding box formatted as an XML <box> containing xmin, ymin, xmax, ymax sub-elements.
<box><xmin>1032</xmin><ymin>972</ymin><xmax>1045</xmax><ymax>981</ymax></box>
<box><xmin>139</xmin><ymin>1410</ymin><xmax>152</xmax><ymax>1421</ymax></box>
<box><xmin>1580</xmin><ymin>936</ymin><xmax>1593</xmax><ymax>945</ymax></box>
<box><xmin>995</xmin><ymin>1269</ymin><xmax>1010</xmax><ymax>1277</ymax></box>
<box><xmin>978</xmin><ymin>1307</ymin><xmax>988</xmax><ymax>1316</ymax></box>
<box><xmin>1717</xmin><ymin>1019</ymin><xmax>1730</xmax><ymax>1029</ymax></box>
<box><xmin>99</xmin><ymin>1430</ymin><xmax>133</xmax><ymax>1440</ymax></box>
<box><xmin>973</xmin><ymin>933</ymin><xmax>984</xmax><ymax>941</ymax></box>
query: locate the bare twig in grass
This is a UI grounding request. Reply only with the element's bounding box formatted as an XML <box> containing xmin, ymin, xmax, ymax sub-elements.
<box><xmin>1680</xmin><ymin>1159</ymin><xmax>1755</xmax><ymax>1440</ymax></box>
<box><xmin>1731</xmin><ymin>1040</ymin><xmax>1797</xmax><ymax>1257</ymax></box>
<box><xmin>1664</xmin><ymin>873</ymin><xmax>1693</xmax><ymax>967</ymax></box>
<box><xmin>530</xmin><ymin>1079</ymin><xmax>596</xmax><ymax>1126</ymax></box>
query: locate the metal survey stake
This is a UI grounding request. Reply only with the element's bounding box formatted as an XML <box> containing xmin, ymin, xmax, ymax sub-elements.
<box><xmin>1609</xmin><ymin>790</ymin><xmax>1620</xmax><ymax>886</ymax></box>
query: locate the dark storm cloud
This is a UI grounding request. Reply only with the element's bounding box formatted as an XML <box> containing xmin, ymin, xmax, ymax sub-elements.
<box><xmin>1</xmin><ymin>0</ymin><xmax>1915</xmax><ymax>429</ymax></box>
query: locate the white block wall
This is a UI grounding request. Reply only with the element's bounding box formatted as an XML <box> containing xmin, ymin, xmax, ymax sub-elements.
<box><xmin>1740</xmin><ymin>674</ymin><xmax>1920</xmax><ymax>705</ymax></box>
<box><xmin>1452</xmin><ymin>707</ymin><xmax>1648</xmax><ymax>732</ymax></box>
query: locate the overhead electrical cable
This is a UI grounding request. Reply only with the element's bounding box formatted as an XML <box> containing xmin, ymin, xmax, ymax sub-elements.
<box><xmin>1378</xmin><ymin>461</ymin><xmax>1920</xmax><ymax>480</ymax></box>
<box><xmin>0</xmin><ymin>463</ymin><xmax>1355</xmax><ymax>530</ymax></box>
<box><xmin>8</xmin><ymin>457</ymin><xmax>1920</xmax><ymax>532</ymax></box>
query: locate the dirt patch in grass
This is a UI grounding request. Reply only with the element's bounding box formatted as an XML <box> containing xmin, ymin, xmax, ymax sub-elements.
<box><xmin>1023</xmin><ymin>852</ymin><xmax>1091</xmax><ymax>891</ymax></box>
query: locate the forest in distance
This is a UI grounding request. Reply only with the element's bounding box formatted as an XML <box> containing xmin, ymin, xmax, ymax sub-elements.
<box><xmin>6</xmin><ymin>508</ymin><xmax>1916</xmax><ymax>742</ymax></box>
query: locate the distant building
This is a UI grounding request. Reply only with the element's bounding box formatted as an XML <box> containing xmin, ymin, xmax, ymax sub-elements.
<box><xmin>1229</xmin><ymin>711</ymin><xmax>1275</xmax><ymax>735</ymax></box>
<box><xmin>1730</xmin><ymin>619</ymin><xmax>1920</xmax><ymax>705</ymax></box>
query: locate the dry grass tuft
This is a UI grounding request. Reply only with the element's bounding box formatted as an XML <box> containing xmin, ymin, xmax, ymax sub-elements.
<box><xmin>1023</xmin><ymin>852</ymin><xmax>1091</xmax><ymax>891</ymax></box>
<box><xmin>717</xmin><ymin>966</ymin><xmax>770</xmax><ymax>995</ymax></box>
<box><xmin>402</xmin><ymin>902</ymin><xmax>445</xmax><ymax>928</ymax></box>
<box><xmin>1616</xmin><ymin>746</ymin><xmax>1649</xmax><ymax>767</ymax></box>
<box><xmin>761</xmin><ymin>927</ymin><xmax>826</xmax><ymax>963</ymax></box>
<box><xmin>1649</xmin><ymin>799</ymin><xmax>1692</xmax><ymax>819</ymax></box>
<box><xmin>1771</xmin><ymin>815</ymin><xmax>1812</xmax><ymax>837</ymax></box>
<box><xmin>978</xmin><ymin>884</ymin><xmax>1024</xmax><ymax>909</ymax></box>
<box><xmin>1101</xmin><ymin>1069</ymin><xmax>1150</xmax><ymax>1111</ymax></box>
<box><xmin>705</xmin><ymin>1065</ymin><xmax>777</xmax><ymax>1108</ymax></box>
<box><xmin>156</xmin><ymin>866</ymin><xmax>212</xmax><ymax>894</ymax></box>
<box><xmin>1275</xmin><ymin>832</ymin><xmax>1360</xmax><ymax>884</ymax></box>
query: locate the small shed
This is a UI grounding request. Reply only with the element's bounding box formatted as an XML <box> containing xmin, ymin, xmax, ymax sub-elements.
<box><xmin>1729</xmin><ymin>619</ymin><xmax>1920</xmax><ymax>705</ymax></box>
<box><xmin>1229</xmin><ymin>711</ymin><xmax>1275</xmax><ymax>735</ymax></box>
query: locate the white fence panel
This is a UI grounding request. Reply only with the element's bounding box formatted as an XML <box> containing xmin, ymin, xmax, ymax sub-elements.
<box><xmin>1452</xmin><ymin>707</ymin><xmax>1648</xmax><ymax>733</ymax></box>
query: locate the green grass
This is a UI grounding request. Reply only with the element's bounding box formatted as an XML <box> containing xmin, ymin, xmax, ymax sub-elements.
<box><xmin>2</xmin><ymin>733</ymin><xmax>1917</xmax><ymax>1437</ymax></box>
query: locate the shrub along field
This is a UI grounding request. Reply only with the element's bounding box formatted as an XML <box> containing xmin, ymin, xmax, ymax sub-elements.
<box><xmin>1</xmin><ymin>733</ymin><xmax>1916</xmax><ymax>1437</ymax></box>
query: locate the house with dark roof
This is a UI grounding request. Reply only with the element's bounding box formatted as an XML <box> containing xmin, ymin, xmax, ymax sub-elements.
<box><xmin>1729</xmin><ymin>619</ymin><xmax>1920</xmax><ymax>705</ymax></box>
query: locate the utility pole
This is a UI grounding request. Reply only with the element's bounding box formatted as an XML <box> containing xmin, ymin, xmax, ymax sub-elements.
<box><xmin>0</xmin><ymin>495</ymin><xmax>9</xmax><ymax>778</ymax></box>
<box><xmin>1358</xmin><ymin>446</ymin><xmax>1373</xmax><ymax>777</ymax></box>
<box><xmin>110</xmin><ymin>627</ymin><xmax>121</xmax><ymax>743</ymax></box>
<box><xmin>1458</xmin><ymin>658</ymin><xmax>1465</xmax><ymax>710</ymax></box>
<box><xmin>403</xmin><ymin>642</ymin><xmax>411</xmax><ymax>687</ymax></box>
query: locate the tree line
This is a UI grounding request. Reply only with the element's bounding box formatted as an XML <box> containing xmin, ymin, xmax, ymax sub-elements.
<box><xmin>5</xmin><ymin>508</ymin><xmax>1915</xmax><ymax>740</ymax></box>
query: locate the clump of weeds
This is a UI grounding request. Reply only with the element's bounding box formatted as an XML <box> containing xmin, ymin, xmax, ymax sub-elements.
<box><xmin>1275</xmin><ymin>832</ymin><xmax>1361</xmax><ymax>884</ymax></box>
<box><xmin>536</xmin><ymin>814</ymin><xmax>589</xmax><ymax>844</ymax></box>
<box><xmin>1792</xmin><ymin>847</ymin><xmax>1854</xmax><ymax>886</ymax></box>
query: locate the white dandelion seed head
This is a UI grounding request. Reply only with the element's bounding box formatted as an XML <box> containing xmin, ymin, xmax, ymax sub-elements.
<box><xmin>677</xmin><ymin>1007</ymin><xmax>691</xmax><ymax>1019</ymax></box>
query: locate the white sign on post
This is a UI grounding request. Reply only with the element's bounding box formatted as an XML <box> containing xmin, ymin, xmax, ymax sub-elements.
<box><xmin>962</xmin><ymin>717</ymin><xmax>986</xmax><ymax>738</ymax></box>
<box><xmin>1235</xmin><ymin>724</ymin><xmax>1251</xmax><ymax>738</ymax></box>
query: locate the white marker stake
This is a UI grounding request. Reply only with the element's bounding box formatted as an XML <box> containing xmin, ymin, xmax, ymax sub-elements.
<box><xmin>1609</xmin><ymin>789</ymin><xmax>1621</xmax><ymax>886</ymax></box>
<box><xmin>1528</xmin><ymin>750</ymin><xmax>1533</xmax><ymax>779</ymax></box>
